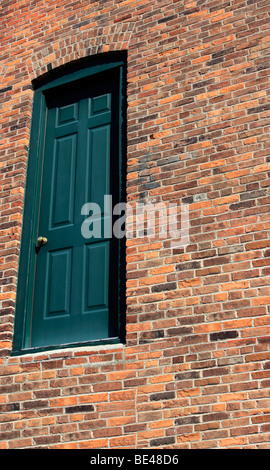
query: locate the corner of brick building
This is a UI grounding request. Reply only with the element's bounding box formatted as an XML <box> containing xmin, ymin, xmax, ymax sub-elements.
<box><xmin>0</xmin><ymin>0</ymin><xmax>270</xmax><ymax>449</ymax></box>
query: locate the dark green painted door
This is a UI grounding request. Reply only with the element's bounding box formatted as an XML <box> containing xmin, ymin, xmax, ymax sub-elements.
<box><xmin>30</xmin><ymin>71</ymin><xmax>120</xmax><ymax>348</ymax></box>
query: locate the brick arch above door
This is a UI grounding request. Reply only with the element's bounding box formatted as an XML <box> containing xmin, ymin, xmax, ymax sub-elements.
<box><xmin>27</xmin><ymin>24</ymin><xmax>135</xmax><ymax>82</ymax></box>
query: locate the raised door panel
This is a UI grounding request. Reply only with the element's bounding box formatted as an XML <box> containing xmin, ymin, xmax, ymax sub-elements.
<box><xmin>84</xmin><ymin>241</ymin><xmax>109</xmax><ymax>312</ymax></box>
<box><xmin>45</xmin><ymin>248</ymin><xmax>73</xmax><ymax>317</ymax></box>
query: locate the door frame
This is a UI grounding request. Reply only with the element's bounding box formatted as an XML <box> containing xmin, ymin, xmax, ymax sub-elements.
<box><xmin>12</xmin><ymin>53</ymin><xmax>127</xmax><ymax>355</ymax></box>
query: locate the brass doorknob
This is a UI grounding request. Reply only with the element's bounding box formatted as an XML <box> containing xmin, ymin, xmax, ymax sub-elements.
<box><xmin>37</xmin><ymin>236</ymin><xmax>47</xmax><ymax>246</ymax></box>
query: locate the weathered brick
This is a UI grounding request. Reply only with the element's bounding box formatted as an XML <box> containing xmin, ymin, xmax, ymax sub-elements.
<box><xmin>65</xmin><ymin>405</ymin><xmax>94</xmax><ymax>414</ymax></box>
<box><xmin>210</xmin><ymin>331</ymin><xmax>239</xmax><ymax>341</ymax></box>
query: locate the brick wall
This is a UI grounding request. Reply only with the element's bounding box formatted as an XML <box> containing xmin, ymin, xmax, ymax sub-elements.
<box><xmin>1</xmin><ymin>0</ymin><xmax>270</xmax><ymax>449</ymax></box>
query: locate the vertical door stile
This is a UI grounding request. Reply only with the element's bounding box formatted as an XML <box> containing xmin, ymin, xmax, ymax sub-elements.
<box><xmin>70</xmin><ymin>96</ymin><xmax>88</xmax><ymax>321</ymax></box>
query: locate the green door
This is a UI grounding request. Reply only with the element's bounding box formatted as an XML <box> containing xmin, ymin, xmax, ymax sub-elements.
<box><xmin>30</xmin><ymin>70</ymin><xmax>120</xmax><ymax>348</ymax></box>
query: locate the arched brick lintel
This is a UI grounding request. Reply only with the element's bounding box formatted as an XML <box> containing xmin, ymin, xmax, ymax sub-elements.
<box><xmin>27</xmin><ymin>23</ymin><xmax>134</xmax><ymax>82</ymax></box>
